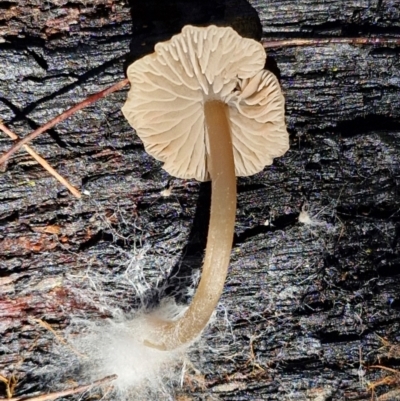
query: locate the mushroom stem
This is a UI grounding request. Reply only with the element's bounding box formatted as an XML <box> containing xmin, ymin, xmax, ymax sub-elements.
<box><xmin>145</xmin><ymin>100</ymin><xmax>236</xmax><ymax>351</ymax></box>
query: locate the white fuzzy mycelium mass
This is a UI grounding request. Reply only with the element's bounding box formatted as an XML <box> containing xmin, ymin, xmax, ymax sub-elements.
<box><xmin>65</xmin><ymin>303</ymin><xmax>189</xmax><ymax>400</ymax></box>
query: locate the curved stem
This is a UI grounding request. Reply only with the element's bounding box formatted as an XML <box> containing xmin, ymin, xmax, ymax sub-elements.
<box><xmin>144</xmin><ymin>100</ymin><xmax>236</xmax><ymax>350</ymax></box>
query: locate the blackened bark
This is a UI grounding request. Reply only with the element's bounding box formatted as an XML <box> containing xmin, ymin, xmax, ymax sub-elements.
<box><xmin>0</xmin><ymin>1</ymin><xmax>399</xmax><ymax>400</ymax></box>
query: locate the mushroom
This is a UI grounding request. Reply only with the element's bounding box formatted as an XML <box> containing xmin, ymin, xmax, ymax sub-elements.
<box><xmin>122</xmin><ymin>25</ymin><xmax>289</xmax><ymax>351</ymax></box>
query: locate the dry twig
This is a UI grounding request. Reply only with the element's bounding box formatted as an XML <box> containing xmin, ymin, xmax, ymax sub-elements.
<box><xmin>368</xmin><ymin>365</ymin><xmax>400</xmax><ymax>400</ymax></box>
<box><xmin>262</xmin><ymin>37</ymin><xmax>400</xmax><ymax>48</ymax></box>
<box><xmin>0</xmin><ymin>374</ymin><xmax>17</xmax><ymax>399</ymax></box>
<box><xmin>33</xmin><ymin>318</ymin><xmax>85</xmax><ymax>358</ymax></box>
<box><xmin>0</xmin><ymin>79</ymin><xmax>129</xmax><ymax>166</ymax></box>
<box><xmin>0</xmin><ymin>374</ymin><xmax>117</xmax><ymax>401</ymax></box>
<box><xmin>0</xmin><ymin>122</ymin><xmax>81</xmax><ymax>198</ymax></box>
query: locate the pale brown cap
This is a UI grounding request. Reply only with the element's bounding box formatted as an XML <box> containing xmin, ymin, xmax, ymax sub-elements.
<box><xmin>122</xmin><ymin>25</ymin><xmax>289</xmax><ymax>181</ymax></box>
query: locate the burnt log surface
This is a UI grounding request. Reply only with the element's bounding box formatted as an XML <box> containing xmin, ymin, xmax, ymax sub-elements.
<box><xmin>0</xmin><ymin>1</ymin><xmax>400</xmax><ymax>400</ymax></box>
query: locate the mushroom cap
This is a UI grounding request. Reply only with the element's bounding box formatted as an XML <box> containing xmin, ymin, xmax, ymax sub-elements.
<box><xmin>122</xmin><ymin>25</ymin><xmax>289</xmax><ymax>181</ymax></box>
